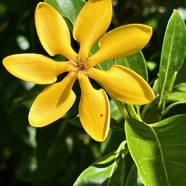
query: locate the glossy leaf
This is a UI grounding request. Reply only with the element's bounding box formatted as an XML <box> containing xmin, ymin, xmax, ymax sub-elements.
<box><xmin>158</xmin><ymin>11</ymin><xmax>186</xmax><ymax>106</ymax></box>
<box><xmin>168</xmin><ymin>83</ymin><xmax>186</xmax><ymax>101</ymax></box>
<box><xmin>114</xmin><ymin>51</ymin><xmax>148</xmax><ymax>81</ymax></box>
<box><xmin>125</xmin><ymin>115</ymin><xmax>186</xmax><ymax>186</ymax></box>
<box><xmin>93</xmin><ymin>41</ymin><xmax>114</xmax><ymax>71</ymax></box>
<box><xmin>174</xmin><ymin>58</ymin><xmax>186</xmax><ymax>85</ymax></box>
<box><xmin>45</xmin><ymin>0</ymin><xmax>85</xmax><ymax>25</ymax></box>
<box><xmin>73</xmin><ymin>142</ymin><xmax>126</xmax><ymax>186</ymax></box>
<box><xmin>96</xmin><ymin>59</ymin><xmax>114</xmax><ymax>71</ymax></box>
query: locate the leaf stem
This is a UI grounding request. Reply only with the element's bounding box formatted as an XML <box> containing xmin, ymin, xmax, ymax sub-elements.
<box><xmin>127</xmin><ymin>104</ymin><xmax>142</xmax><ymax>122</ymax></box>
<box><xmin>113</xmin><ymin>99</ymin><xmax>129</xmax><ymax>119</ymax></box>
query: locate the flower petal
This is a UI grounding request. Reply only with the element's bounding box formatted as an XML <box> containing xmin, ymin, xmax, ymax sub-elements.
<box><xmin>78</xmin><ymin>73</ymin><xmax>110</xmax><ymax>142</ymax></box>
<box><xmin>35</xmin><ymin>2</ymin><xmax>77</xmax><ymax>61</ymax></box>
<box><xmin>89</xmin><ymin>24</ymin><xmax>152</xmax><ymax>66</ymax></box>
<box><xmin>3</xmin><ymin>54</ymin><xmax>71</xmax><ymax>84</ymax></box>
<box><xmin>29</xmin><ymin>72</ymin><xmax>77</xmax><ymax>127</ymax></box>
<box><xmin>88</xmin><ymin>66</ymin><xmax>155</xmax><ymax>104</ymax></box>
<box><xmin>73</xmin><ymin>0</ymin><xmax>112</xmax><ymax>61</ymax></box>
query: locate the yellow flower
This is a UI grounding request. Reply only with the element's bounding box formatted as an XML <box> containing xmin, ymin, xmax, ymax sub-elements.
<box><xmin>3</xmin><ymin>0</ymin><xmax>155</xmax><ymax>142</ymax></box>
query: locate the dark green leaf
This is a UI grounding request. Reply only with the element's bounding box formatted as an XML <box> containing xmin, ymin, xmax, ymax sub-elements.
<box><xmin>45</xmin><ymin>0</ymin><xmax>85</xmax><ymax>25</ymax></box>
<box><xmin>93</xmin><ymin>41</ymin><xmax>114</xmax><ymax>71</ymax></box>
<box><xmin>114</xmin><ymin>51</ymin><xmax>148</xmax><ymax>81</ymax></box>
<box><xmin>125</xmin><ymin>164</ymin><xmax>144</xmax><ymax>186</ymax></box>
<box><xmin>19</xmin><ymin>120</ymin><xmax>69</xmax><ymax>182</ymax></box>
<box><xmin>96</xmin><ymin>59</ymin><xmax>114</xmax><ymax>71</ymax></box>
<box><xmin>73</xmin><ymin>142</ymin><xmax>126</xmax><ymax>186</ymax></box>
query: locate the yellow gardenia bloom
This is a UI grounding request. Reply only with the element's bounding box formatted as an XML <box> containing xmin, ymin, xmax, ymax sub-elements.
<box><xmin>3</xmin><ymin>1</ymin><xmax>155</xmax><ymax>142</ymax></box>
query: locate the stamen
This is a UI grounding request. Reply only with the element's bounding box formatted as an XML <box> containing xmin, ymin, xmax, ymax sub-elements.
<box><xmin>70</xmin><ymin>55</ymin><xmax>91</xmax><ymax>77</ymax></box>
<box><xmin>77</xmin><ymin>54</ymin><xmax>81</xmax><ymax>63</ymax></box>
<box><xmin>77</xmin><ymin>70</ymin><xmax>89</xmax><ymax>77</ymax></box>
<box><xmin>69</xmin><ymin>60</ymin><xmax>78</xmax><ymax>67</ymax></box>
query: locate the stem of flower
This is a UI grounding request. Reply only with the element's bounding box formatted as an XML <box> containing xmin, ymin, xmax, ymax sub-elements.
<box><xmin>127</xmin><ymin>104</ymin><xmax>142</xmax><ymax>122</ymax></box>
<box><xmin>113</xmin><ymin>99</ymin><xmax>129</xmax><ymax>119</ymax></box>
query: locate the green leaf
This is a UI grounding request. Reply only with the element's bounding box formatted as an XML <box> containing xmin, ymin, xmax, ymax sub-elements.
<box><xmin>125</xmin><ymin>164</ymin><xmax>144</xmax><ymax>186</ymax></box>
<box><xmin>125</xmin><ymin>115</ymin><xmax>186</xmax><ymax>186</ymax></box>
<box><xmin>45</xmin><ymin>0</ymin><xmax>85</xmax><ymax>25</ymax></box>
<box><xmin>174</xmin><ymin>58</ymin><xmax>186</xmax><ymax>85</ymax></box>
<box><xmin>158</xmin><ymin>11</ymin><xmax>186</xmax><ymax>106</ymax></box>
<box><xmin>168</xmin><ymin>83</ymin><xmax>186</xmax><ymax>101</ymax></box>
<box><xmin>92</xmin><ymin>41</ymin><xmax>114</xmax><ymax>71</ymax></box>
<box><xmin>19</xmin><ymin>120</ymin><xmax>69</xmax><ymax>182</ymax></box>
<box><xmin>110</xmin><ymin>99</ymin><xmax>123</xmax><ymax>122</ymax></box>
<box><xmin>162</xmin><ymin>100</ymin><xmax>186</xmax><ymax>116</ymax></box>
<box><xmin>73</xmin><ymin>141</ymin><xmax>126</xmax><ymax>186</ymax></box>
<box><xmin>96</xmin><ymin>59</ymin><xmax>114</xmax><ymax>71</ymax></box>
<box><xmin>114</xmin><ymin>51</ymin><xmax>148</xmax><ymax>81</ymax></box>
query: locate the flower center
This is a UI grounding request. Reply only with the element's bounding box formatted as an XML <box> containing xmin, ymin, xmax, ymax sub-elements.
<box><xmin>79</xmin><ymin>63</ymin><xmax>85</xmax><ymax>71</ymax></box>
<box><xmin>70</xmin><ymin>55</ymin><xmax>90</xmax><ymax>76</ymax></box>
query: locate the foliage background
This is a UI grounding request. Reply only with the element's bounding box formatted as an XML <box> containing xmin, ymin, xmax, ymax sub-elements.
<box><xmin>0</xmin><ymin>0</ymin><xmax>186</xmax><ymax>185</ymax></box>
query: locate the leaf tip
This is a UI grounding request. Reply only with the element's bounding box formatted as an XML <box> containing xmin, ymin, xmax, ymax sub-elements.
<box><xmin>172</xmin><ymin>9</ymin><xmax>178</xmax><ymax>15</ymax></box>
